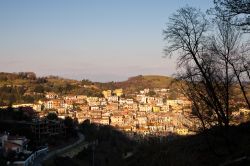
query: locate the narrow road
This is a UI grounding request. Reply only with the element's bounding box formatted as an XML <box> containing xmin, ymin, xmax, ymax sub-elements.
<box><xmin>33</xmin><ymin>132</ymin><xmax>85</xmax><ymax>166</ymax></box>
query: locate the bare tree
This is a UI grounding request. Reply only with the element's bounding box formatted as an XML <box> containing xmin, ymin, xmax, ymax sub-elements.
<box><xmin>209</xmin><ymin>17</ymin><xmax>250</xmax><ymax>109</ymax></box>
<box><xmin>163</xmin><ymin>7</ymin><xmax>248</xmax><ymax>128</ymax></box>
<box><xmin>164</xmin><ymin>5</ymin><xmax>250</xmax><ymax>130</ymax></box>
<box><xmin>214</xmin><ymin>0</ymin><xmax>250</xmax><ymax>31</ymax></box>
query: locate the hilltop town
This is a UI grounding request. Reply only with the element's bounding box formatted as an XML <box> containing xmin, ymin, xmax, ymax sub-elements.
<box><xmin>0</xmin><ymin>72</ymin><xmax>249</xmax><ymax>136</ymax></box>
<box><xmin>0</xmin><ymin>72</ymin><xmax>250</xmax><ymax>166</ymax></box>
<box><xmin>16</xmin><ymin>88</ymin><xmax>194</xmax><ymax>136</ymax></box>
<box><xmin>0</xmin><ymin>72</ymin><xmax>198</xmax><ymax>136</ymax></box>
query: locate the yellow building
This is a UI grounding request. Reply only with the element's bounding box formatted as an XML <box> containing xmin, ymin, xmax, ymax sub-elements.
<box><xmin>113</xmin><ymin>89</ymin><xmax>123</xmax><ymax>97</ymax></box>
<box><xmin>152</xmin><ymin>106</ymin><xmax>160</xmax><ymax>113</ymax></box>
<box><xmin>239</xmin><ymin>108</ymin><xmax>250</xmax><ymax>117</ymax></box>
<box><xmin>102</xmin><ymin>90</ymin><xmax>112</xmax><ymax>98</ymax></box>
<box><xmin>176</xmin><ymin>128</ymin><xmax>189</xmax><ymax>135</ymax></box>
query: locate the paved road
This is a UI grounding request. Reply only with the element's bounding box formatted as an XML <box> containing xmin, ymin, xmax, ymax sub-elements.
<box><xmin>33</xmin><ymin>153</ymin><xmax>47</xmax><ymax>166</ymax></box>
<box><xmin>43</xmin><ymin>132</ymin><xmax>85</xmax><ymax>160</ymax></box>
<box><xmin>33</xmin><ymin>132</ymin><xmax>85</xmax><ymax>166</ymax></box>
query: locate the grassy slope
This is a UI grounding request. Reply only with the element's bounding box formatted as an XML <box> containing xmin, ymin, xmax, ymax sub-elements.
<box><xmin>120</xmin><ymin>75</ymin><xmax>178</xmax><ymax>95</ymax></box>
<box><xmin>0</xmin><ymin>73</ymin><xmax>177</xmax><ymax>105</ymax></box>
<box><xmin>118</xmin><ymin>75</ymin><xmax>174</xmax><ymax>88</ymax></box>
<box><xmin>0</xmin><ymin>73</ymin><xmax>174</xmax><ymax>89</ymax></box>
<box><xmin>0</xmin><ymin>72</ymin><xmax>78</xmax><ymax>87</ymax></box>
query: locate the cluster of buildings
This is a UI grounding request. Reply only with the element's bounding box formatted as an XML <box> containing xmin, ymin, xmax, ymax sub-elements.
<box><xmin>0</xmin><ymin>132</ymin><xmax>48</xmax><ymax>166</ymax></box>
<box><xmin>2</xmin><ymin>87</ymin><xmax>250</xmax><ymax>165</ymax></box>
<box><xmin>231</xmin><ymin>108</ymin><xmax>250</xmax><ymax>124</ymax></box>
<box><xmin>27</xmin><ymin>88</ymin><xmax>196</xmax><ymax>136</ymax></box>
<box><xmin>8</xmin><ymin>86</ymin><xmax>250</xmax><ymax>137</ymax></box>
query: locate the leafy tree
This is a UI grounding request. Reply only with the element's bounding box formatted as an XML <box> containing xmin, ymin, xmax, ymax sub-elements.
<box><xmin>80</xmin><ymin>119</ymin><xmax>98</xmax><ymax>141</ymax></box>
<box><xmin>36</xmin><ymin>77</ymin><xmax>48</xmax><ymax>83</ymax></box>
<box><xmin>34</xmin><ymin>85</ymin><xmax>44</xmax><ymax>93</ymax></box>
<box><xmin>46</xmin><ymin>112</ymin><xmax>58</xmax><ymax>120</ymax></box>
<box><xmin>81</xmin><ymin>79</ymin><xmax>93</xmax><ymax>85</ymax></box>
<box><xmin>0</xmin><ymin>75</ymin><xmax>7</xmax><ymax>81</ymax></box>
<box><xmin>148</xmin><ymin>90</ymin><xmax>156</xmax><ymax>97</ymax></box>
<box><xmin>64</xmin><ymin>116</ymin><xmax>74</xmax><ymax>128</ymax></box>
<box><xmin>23</xmin><ymin>95</ymin><xmax>35</xmax><ymax>103</ymax></box>
<box><xmin>64</xmin><ymin>117</ymin><xmax>76</xmax><ymax>137</ymax></box>
<box><xmin>8</xmin><ymin>94</ymin><xmax>16</xmax><ymax>105</ymax></box>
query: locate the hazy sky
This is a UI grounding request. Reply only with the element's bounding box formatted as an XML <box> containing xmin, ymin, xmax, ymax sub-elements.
<box><xmin>0</xmin><ymin>0</ymin><xmax>213</xmax><ymax>82</ymax></box>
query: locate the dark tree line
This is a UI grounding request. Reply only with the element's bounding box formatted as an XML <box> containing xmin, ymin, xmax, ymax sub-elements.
<box><xmin>0</xmin><ymin>86</ymin><xmax>39</xmax><ymax>106</ymax></box>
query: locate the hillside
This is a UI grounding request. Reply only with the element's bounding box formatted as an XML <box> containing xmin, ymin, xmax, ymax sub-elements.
<box><xmin>117</xmin><ymin>75</ymin><xmax>174</xmax><ymax>89</ymax></box>
<box><xmin>46</xmin><ymin>122</ymin><xmax>250</xmax><ymax>166</ymax></box>
<box><xmin>125</xmin><ymin>122</ymin><xmax>250</xmax><ymax>166</ymax></box>
<box><xmin>0</xmin><ymin>72</ymin><xmax>176</xmax><ymax>106</ymax></box>
<box><xmin>96</xmin><ymin>75</ymin><xmax>176</xmax><ymax>94</ymax></box>
<box><xmin>0</xmin><ymin>72</ymin><xmax>102</xmax><ymax>106</ymax></box>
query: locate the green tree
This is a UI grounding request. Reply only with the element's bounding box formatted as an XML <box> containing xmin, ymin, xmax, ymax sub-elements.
<box><xmin>64</xmin><ymin>117</ymin><xmax>75</xmax><ymax>137</ymax></box>
<box><xmin>34</xmin><ymin>85</ymin><xmax>44</xmax><ymax>93</ymax></box>
<box><xmin>64</xmin><ymin>117</ymin><xmax>74</xmax><ymax>128</ymax></box>
<box><xmin>46</xmin><ymin>112</ymin><xmax>58</xmax><ymax>120</ymax></box>
<box><xmin>148</xmin><ymin>90</ymin><xmax>156</xmax><ymax>97</ymax></box>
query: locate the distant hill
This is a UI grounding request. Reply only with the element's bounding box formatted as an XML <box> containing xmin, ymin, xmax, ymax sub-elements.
<box><xmin>0</xmin><ymin>72</ymin><xmax>176</xmax><ymax>105</ymax></box>
<box><xmin>118</xmin><ymin>75</ymin><xmax>174</xmax><ymax>88</ymax></box>
<box><xmin>116</xmin><ymin>75</ymin><xmax>176</xmax><ymax>94</ymax></box>
<box><xmin>0</xmin><ymin>72</ymin><xmax>101</xmax><ymax>106</ymax></box>
<box><xmin>0</xmin><ymin>72</ymin><xmax>78</xmax><ymax>87</ymax></box>
<box><xmin>96</xmin><ymin>75</ymin><xmax>176</xmax><ymax>93</ymax></box>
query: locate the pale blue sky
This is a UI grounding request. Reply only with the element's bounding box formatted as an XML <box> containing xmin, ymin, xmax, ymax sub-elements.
<box><xmin>0</xmin><ymin>0</ymin><xmax>213</xmax><ymax>82</ymax></box>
